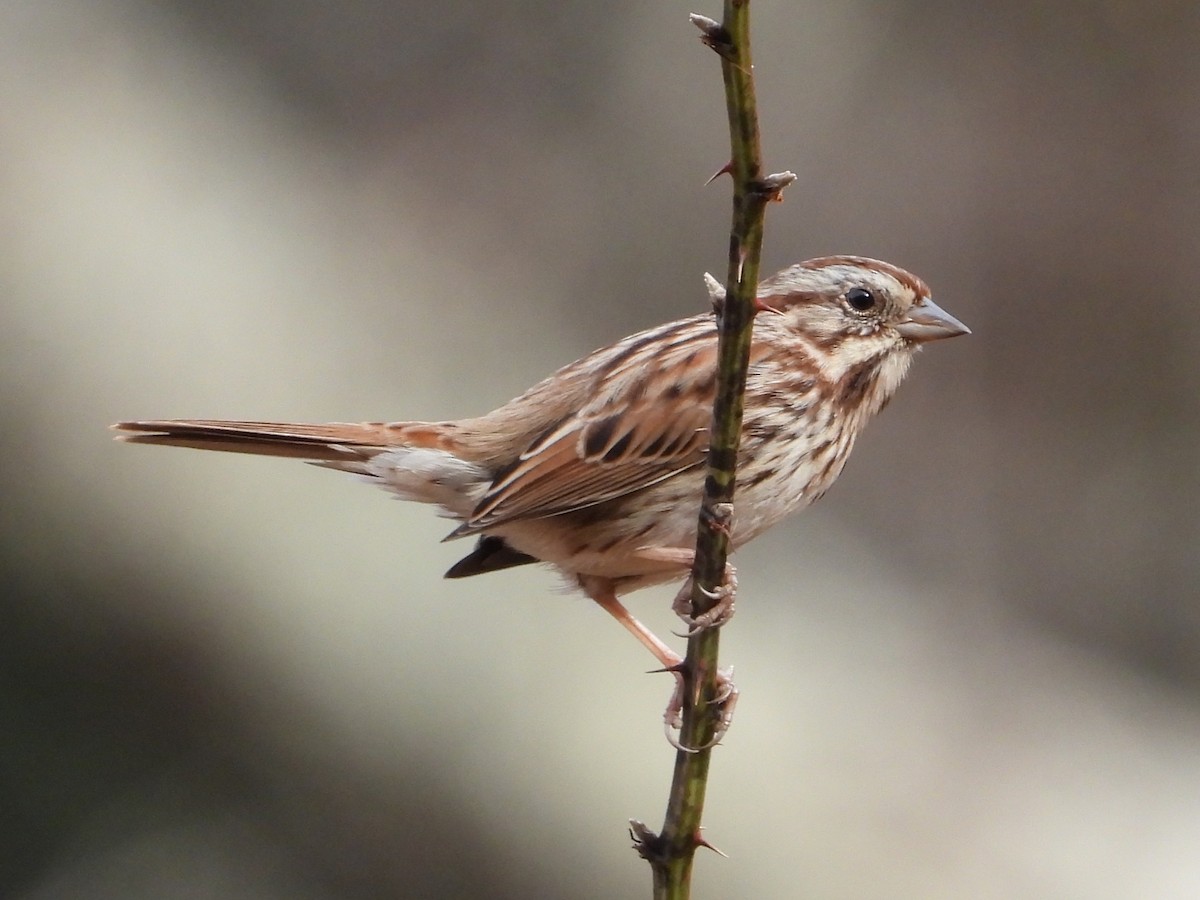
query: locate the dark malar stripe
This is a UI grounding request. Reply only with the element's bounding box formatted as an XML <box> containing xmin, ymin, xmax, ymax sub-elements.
<box><xmin>838</xmin><ymin>355</ymin><xmax>887</xmax><ymax>409</ymax></box>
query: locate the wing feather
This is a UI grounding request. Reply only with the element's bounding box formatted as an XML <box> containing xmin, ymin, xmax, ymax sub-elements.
<box><xmin>462</xmin><ymin>318</ymin><xmax>718</xmax><ymax>531</ymax></box>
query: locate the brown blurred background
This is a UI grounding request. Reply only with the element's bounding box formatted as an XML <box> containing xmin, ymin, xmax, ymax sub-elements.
<box><xmin>2</xmin><ymin>1</ymin><xmax>1198</xmax><ymax>897</ymax></box>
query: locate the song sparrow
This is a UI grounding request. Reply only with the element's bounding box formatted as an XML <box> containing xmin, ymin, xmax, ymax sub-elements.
<box><xmin>116</xmin><ymin>256</ymin><xmax>967</xmax><ymax>696</ymax></box>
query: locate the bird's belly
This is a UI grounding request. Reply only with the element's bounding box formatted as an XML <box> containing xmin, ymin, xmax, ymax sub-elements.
<box><xmin>485</xmin><ymin>456</ymin><xmax>834</xmax><ymax>586</ymax></box>
<box><xmin>489</xmin><ymin>505</ymin><xmax>694</xmax><ymax>582</ymax></box>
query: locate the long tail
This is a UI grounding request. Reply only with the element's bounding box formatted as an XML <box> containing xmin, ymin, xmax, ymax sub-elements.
<box><xmin>114</xmin><ymin>418</ymin><xmax>491</xmax><ymax>519</ymax></box>
<box><xmin>113</xmin><ymin>419</ymin><xmax>437</xmax><ymax>461</ymax></box>
<box><xmin>116</xmin><ymin>418</ymin><xmax>529</xmax><ymax>573</ymax></box>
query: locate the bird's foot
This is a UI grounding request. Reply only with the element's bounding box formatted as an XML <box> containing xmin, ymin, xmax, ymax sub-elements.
<box><xmin>661</xmin><ymin>663</ymin><xmax>739</xmax><ymax>753</ymax></box>
<box><xmin>672</xmin><ymin>563</ymin><xmax>738</xmax><ymax>635</ymax></box>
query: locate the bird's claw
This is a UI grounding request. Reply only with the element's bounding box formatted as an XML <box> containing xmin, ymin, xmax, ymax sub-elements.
<box><xmin>661</xmin><ymin>665</ymin><xmax>739</xmax><ymax>752</ymax></box>
<box><xmin>672</xmin><ymin>563</ymin><xmax>738</xmax><ymax>635</ymax></box>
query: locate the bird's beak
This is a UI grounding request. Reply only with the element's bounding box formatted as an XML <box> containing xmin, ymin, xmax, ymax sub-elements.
<box><xmin>895</xmin><ymin>296</ymin><xmax>971</xmax><ymax>343</ymax></box>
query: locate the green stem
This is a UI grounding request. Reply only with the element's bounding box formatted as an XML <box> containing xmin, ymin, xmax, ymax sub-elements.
<box><xmin>637</xmin><ymin>3</ymin><xmax>784</xmax><ymax>897</ymax></box>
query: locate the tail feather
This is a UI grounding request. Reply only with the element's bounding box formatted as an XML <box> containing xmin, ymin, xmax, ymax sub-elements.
<box><xmin>113</xmin><ymin>419</ymin><xmax>409</xmax><ymax>461</ymax></box>
<box><xmin>114</xmin><ymin>418</ymin><xmax>490</xmax><ymax>517</ymax></box>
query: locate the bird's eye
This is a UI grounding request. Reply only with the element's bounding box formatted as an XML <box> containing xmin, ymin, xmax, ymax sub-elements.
<box><xmin>845</xmin><ymin>287</ymin><xmax>877</xmax><ymax>312</ymax></box>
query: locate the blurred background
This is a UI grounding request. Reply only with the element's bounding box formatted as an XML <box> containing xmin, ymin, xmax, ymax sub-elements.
<box><xmin>2</xmin><ymin>1</ymin><xmax>1198</xmax><ymax>897</ymax></box>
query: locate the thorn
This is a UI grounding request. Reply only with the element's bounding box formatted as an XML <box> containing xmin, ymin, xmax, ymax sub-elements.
<box><xmin>754</xmin><ymin>297</ymin><xmax>785</xmax><ymax>316</ymax></box>
<box><xmin>704</xmin><ymin>160</ymin><xmax>734</xmax><ymax>185</ymax></box>
<box><xmin>700</xmin><ymin>501</ymin><xmax>734</xmax><ymax>537</ymax></box>
<box><xmin>704</xmin><ymin>272</ymin><xmax>726</xmax><ymax>314</ymax></box>
<box><xmin>646</xmin><ymin>662</ymin><xmax>688</xmax><ymax>676</ymax></box>
<box><xmin>630</xmin><ymin>820</ymin><xmax>657</xmax><ymax>845</ymax></box>
<box><xmin>688</xmin><ymin>14</ymin><xmax>734</xmax><ymax>57</ymax></box>
<box><xmin>695</xmin><ymin>828</ymin><xmax>729</xmax><ymax>858</ymax></box>
<box><xmin>753</xmin><ymin>170</ymin><xmax>798</xmax><ymax>202</ymax></box>
<box><xmin>630</xmin><ymin>820</ymin><xmax>665</xmax><ymax>862</ymax></box>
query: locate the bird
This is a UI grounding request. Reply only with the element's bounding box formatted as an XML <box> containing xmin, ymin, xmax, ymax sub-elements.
<box><xmin>116</xmin><ymin>255</ymin><xmax>968</xmax><ymax>727</ymax></box>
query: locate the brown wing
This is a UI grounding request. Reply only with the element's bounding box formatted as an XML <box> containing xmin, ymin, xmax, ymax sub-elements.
<box><xmin>457</xmin><ymin>318</ymin><xmax>718</xmax><ymax>533</ymax></box>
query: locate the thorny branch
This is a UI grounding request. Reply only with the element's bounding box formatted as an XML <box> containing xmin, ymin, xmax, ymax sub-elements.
<box><xmin>631</xmin><ymin>4</ymin><xmax>795</xmax><ymax>898</ymax></box>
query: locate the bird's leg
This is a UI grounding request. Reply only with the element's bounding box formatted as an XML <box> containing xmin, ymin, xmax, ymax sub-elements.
<box><xmin>583</xmin><ymin>577</ymin><xmax>682</xmax><ymax>671</ymax></box>
<box><xmin>582</xmin><ymin>574</ymin><xmax>738</xmax><ymax>750</ymax></box>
